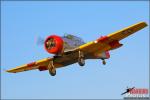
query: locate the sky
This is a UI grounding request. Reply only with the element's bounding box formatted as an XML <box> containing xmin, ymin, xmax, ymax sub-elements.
<box><xmin>1</xmin><ymin>1</ymin><xmax>149</xmax><ymax>99</ymax></box>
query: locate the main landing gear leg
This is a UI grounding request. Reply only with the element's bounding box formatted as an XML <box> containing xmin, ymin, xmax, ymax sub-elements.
<box><xmin>78</xmin><ymin>51</ymin><xmax>85</xmax><ymax>66</ymax></box>
<box><xmin>48</xmin><ymin>60</ymin><xmax>56</xmax><ymax>76</ymax></box>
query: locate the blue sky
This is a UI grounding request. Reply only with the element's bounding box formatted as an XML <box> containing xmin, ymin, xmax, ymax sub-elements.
<box><xmin>1</xmin><ymin>1</ymin><xmax>149</xmax><ymax>99</ymax></box>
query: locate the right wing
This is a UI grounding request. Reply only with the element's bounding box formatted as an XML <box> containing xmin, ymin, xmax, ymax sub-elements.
<box><xmin>6</xmin><ymin>58</ymin><xmax>63</xmax><ymax>73</ymax></box>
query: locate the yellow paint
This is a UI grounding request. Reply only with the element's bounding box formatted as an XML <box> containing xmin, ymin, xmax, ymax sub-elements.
<box><xmin>107</xmin><ymin>22</ymin><xmax>148</xmax><ymax>41</ymax></box>
<box><xmin>79</xmin><ymin>41</ymin><xmax>94</xmax><ymax>49</ymax></box>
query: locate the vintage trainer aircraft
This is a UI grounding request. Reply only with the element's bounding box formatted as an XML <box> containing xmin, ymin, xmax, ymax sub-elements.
<box><xmin>6</xmin><ymin>22</ymin><xmax>147</xmax><ymax>76</ymax></box>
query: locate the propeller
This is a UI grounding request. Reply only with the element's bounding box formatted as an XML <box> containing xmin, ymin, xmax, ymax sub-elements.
<box><xmin>36</xmin><ymin>36</ymin><xmax>45</xmax><ymax>46</ymax></box>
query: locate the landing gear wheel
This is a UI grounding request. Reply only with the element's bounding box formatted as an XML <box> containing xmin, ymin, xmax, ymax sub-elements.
<box><xmin>78</xmin><ymin>57</ymin><xmax>85</xmax><ymax>66</ymax></box>
<box><xmin>49</xmin><ymin>67</ymin><xmax>56</xmax><ymax>76</ymax></box>
<box><xmin>78</xmin><ymin>51</ymin><xmax>85</xmax><ymax>66</ymax></box>
<box><xmin>48</xmin><ymin>61</ymin><xmax>56</xmax><ymax>76</ymax></box>
<box><xmin>102</xmin><ymin>59</ymin><xmax>106</xmax><ymax>65</ymax></box>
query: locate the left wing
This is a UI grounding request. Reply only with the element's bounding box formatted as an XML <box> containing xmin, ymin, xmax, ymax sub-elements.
<box><xmin>107</xmin><ymin>22</ymin><xmax>147</xmax><ymax>42</ymax></box>
<box><xmin>78</xmin><ymin>22</ymin><xmax>148</xmax><ymax>54</ymax></box>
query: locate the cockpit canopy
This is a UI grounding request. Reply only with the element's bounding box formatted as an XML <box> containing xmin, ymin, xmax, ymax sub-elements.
<box><xmin>62</xmin><ymin>34</ymin><xmax>85</xmax><ymax>51</ymax></box>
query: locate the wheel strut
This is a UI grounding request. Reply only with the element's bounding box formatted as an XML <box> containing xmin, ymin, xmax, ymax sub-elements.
<box><xmin>78</xmin><ymin>51</ymin><xmax>85</xmax><ymax>66</ymax></box>
<box><xmin>48</xmin><ymin>60</ymin><xmax>56</xmax><ymax>76</ymax></box>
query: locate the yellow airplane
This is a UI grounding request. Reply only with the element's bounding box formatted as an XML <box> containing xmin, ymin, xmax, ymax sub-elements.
<box><xmin>6</xmin><ymin>22</ymin><xmax>148</xmax><ymax>76</ymax></box>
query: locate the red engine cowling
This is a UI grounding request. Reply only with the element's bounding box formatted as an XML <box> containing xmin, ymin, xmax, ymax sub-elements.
<box><xmin>44</xmin><ymin>35</ymin><xmax>64</xmax><ymax>54</ymax></box>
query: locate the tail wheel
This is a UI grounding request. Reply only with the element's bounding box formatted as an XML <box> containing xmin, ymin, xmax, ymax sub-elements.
<box><xmin>102</xmin><ymin>59</ymin><xmax>106</xmax><ymax>65</ymax></box>
<box><xmin>48</xmin><ymin>60</ymin><xmax>56</xmax><ymax>76</ymax></box>
<box><xmin>78</xmin><ymin>51</ymin><xmax>85</xmax><ymax>66</ymax></box>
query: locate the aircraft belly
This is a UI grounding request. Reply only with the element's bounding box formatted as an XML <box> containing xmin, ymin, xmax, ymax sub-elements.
<box><xmin>54</xmin><ymin>42</ymin><xmax>111</xmax><ymax>68</ymax></box>
<box><xmin>54</xmin><ymin>52</ymin><xmax>79</xmax><ymax>68</ymax></box>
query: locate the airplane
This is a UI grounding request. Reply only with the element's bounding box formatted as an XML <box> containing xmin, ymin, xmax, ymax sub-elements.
<box><xmin>121</xmin><ymin>87</ymin><xmax>135</xmax><ymax>95</ymax></box>
<box><xmin>6</xmin><ymin>22</ymin><xmax>148</xmax><ymax>76</ymax></box>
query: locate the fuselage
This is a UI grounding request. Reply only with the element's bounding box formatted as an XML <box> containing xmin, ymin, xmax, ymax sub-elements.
<box><xmin>53</xmin><ymin>34</ymin><xmax>110</xmax><ymax>68</ymax></box>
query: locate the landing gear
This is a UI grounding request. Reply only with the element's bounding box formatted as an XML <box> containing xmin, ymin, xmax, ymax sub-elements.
<box><xmin>78</xmin><ymin>57</ymin><xmax>85</xmax><ymax>66</ymax></box>
<box><xmin>102</xmin><ymin>59</ymin><xmax>106</xmax><ymax>65</ymax></box>
<box><xmin>78</xmin><ymin>51</ymin><xmax>85</xmax><ymax>66</ymax></box>
<box><xmin>48</xmin><ymin>60</ymin><xmax>56</xmax><ymax>76</ymax></box>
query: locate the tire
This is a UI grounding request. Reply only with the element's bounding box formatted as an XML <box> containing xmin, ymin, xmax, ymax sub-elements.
<box><xmin>102</xmin><ymin>60</ymin><xmax>106</xmax><ymax>65</ymax></box>
<box><xmin>78</xmin><ymin>58</ymin><xmax>85</xmax><ymax>66</ymax></box>
<box><xmin>49</xmin><ymin>68</ymin><xmax>56</xmax><ymax>76</ymax></box>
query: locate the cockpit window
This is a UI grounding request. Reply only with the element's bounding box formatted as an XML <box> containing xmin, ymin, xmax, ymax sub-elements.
<box><xmin>62</xmin><ymin>34</ymin><xmax>85</xmax><ymax>51</ymax></box>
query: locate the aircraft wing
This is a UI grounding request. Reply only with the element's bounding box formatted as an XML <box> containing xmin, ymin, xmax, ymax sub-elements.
<box><xmin>78</xmin><ymin>22</ymin><xmax>147</xmax><ymax>53</ymax></box>
<box><xmin>6</xmin><ymin>58</ymin><xmax>62</xmax><ymax>73</ymax></box>
<box><xmin>107</xmin><ymin>22</ymin><xmax>147</xmax><ymax>42</ymax></box>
